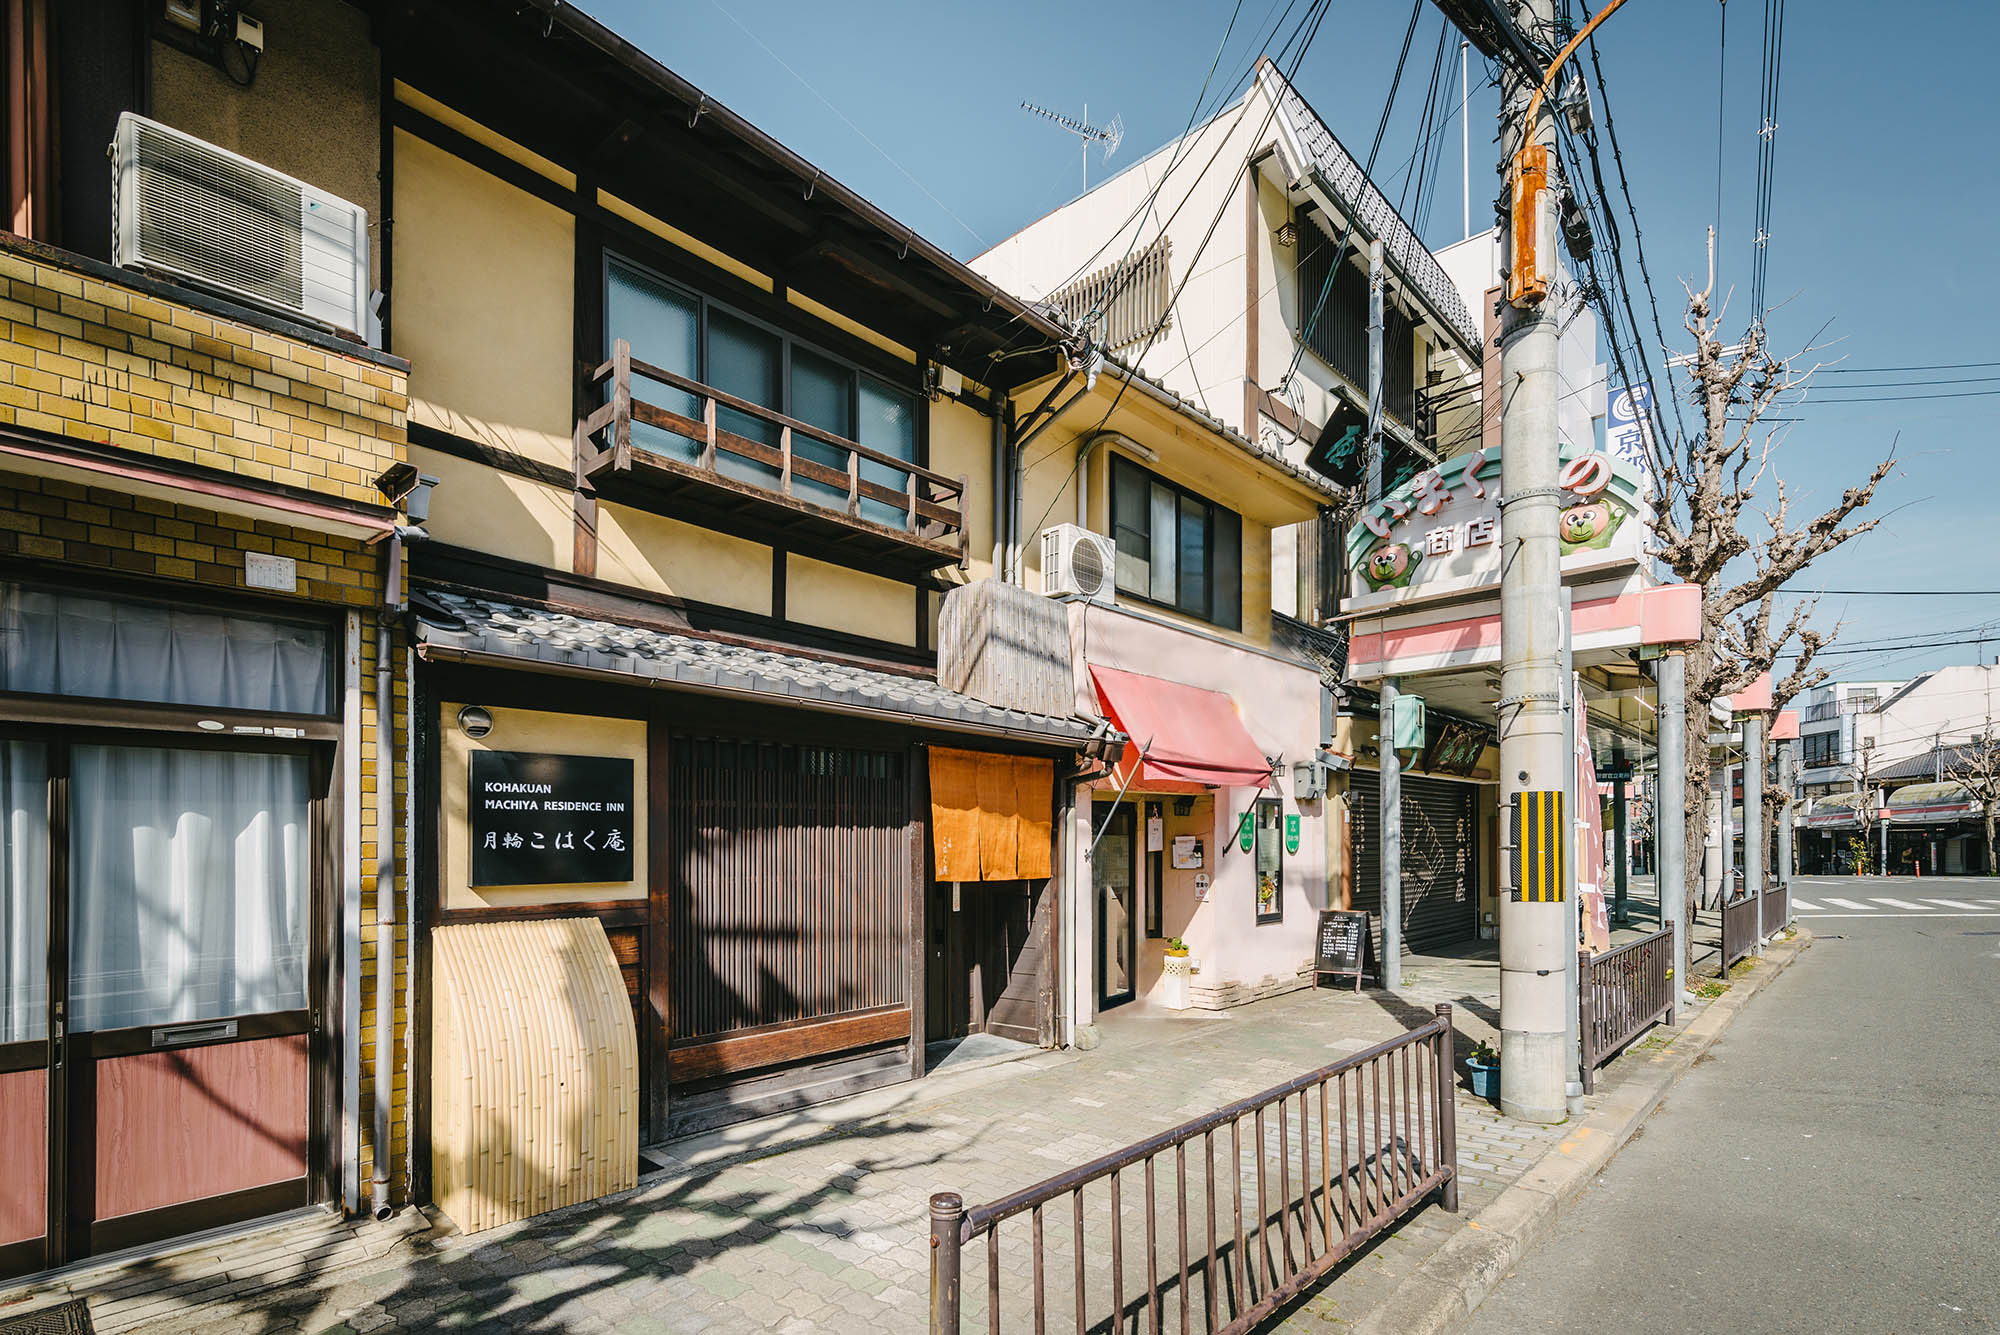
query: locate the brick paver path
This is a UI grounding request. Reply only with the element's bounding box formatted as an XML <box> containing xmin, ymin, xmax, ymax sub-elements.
<box><xmin>101</xmin><ymin>925</ymin><xmax>1700</xmax><ymax>1334</ymax></box>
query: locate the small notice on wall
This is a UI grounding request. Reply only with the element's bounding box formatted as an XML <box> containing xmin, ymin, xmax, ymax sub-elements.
<box><xmin>1147</xmin><ymin>814</ymin><xmax>1164</xmax><ymax>852</ymax></box>
<box><xmin>1171</xmin><ymin>836</ymin><xmax>1203</xmax><ymax>870</ymax></box>
<box><xmin>470</xmin><ymin>751</ymin><xmax>635</xmax><ymax>887</ymax></box>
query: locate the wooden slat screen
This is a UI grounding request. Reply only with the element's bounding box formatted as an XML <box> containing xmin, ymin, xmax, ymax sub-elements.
<box><xmin>669</xmin><ymin>735</ymin><xmax>911</xmax><ymax>1043</ymax></box>
<box><xmin>1045</xmin><ymin>235</ymin><xmax>1172</xmax><ymax>352</ymax></box>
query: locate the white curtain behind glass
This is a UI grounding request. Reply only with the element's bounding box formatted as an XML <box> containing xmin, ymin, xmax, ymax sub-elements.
<box><xmin>0</xmin><ymin>584</ymin><xmax>329</xmax><ymax>714</ymax></box>
<box><xmin>69</xmin><ymin>746</ymin><xmax>309</xmax><ymax>1032</ymax></box>
<box><xmin>0</xmin><ymin>742</ymin><xmax>47</xmax><ymax>1044</ymax></box>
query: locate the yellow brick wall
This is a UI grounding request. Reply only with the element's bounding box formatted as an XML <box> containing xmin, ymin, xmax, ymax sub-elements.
<box><xmin>0</xmin><ymin>246</ymin><xmax>406</xmax><ymax>506</ymax></box>
<box><xmin>0</xmin><ymin>469</ymin><xmax>414</xmax><ymax>1208</ymax></box>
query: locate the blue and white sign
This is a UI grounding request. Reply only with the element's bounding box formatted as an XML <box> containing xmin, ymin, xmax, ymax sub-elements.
<box><xmin>1606</xmin><ymin>383</ymin><xmax>1657</xmax><ymax>497</ymax></box>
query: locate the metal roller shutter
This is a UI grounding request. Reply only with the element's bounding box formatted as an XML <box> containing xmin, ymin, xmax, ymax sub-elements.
<box><xmin>1349</xmin><ymin>772</ymin><xmax>1479</xmax><ymax>957</ymax></box>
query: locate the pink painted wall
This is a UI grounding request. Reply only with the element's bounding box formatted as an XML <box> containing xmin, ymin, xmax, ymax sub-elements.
<box><xmin>1065</xmin><ymin>603</ymin><xmax>1326</xmax><ymax>1015</ymax></box>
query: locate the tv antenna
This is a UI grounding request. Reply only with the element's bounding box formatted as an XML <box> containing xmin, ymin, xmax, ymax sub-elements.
<box><xmin>1021</xmin><ymin>101</ymin><xmax>1124</xmax><ymax>192</ymax></box>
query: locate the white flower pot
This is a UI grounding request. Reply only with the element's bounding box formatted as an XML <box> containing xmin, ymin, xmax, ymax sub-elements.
<box><xmin>1161</xmin><ymin>954</ymin><xmax>1192</xmax><ymax>1010</ymax></box>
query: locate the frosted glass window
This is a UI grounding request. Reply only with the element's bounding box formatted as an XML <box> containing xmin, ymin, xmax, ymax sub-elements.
<box><xmin>0</xmin><ymin>743</ymin><xmax>47</xmax><ymax>1043</ymax></box>
<box><xmin>68</xmin><ymin>746</ymin><xmax>310</xmax><ymax>1032</ymax></box>
<box><xmin>0</xmin><ymin>584</ymin><xmax>330</xmax><ymax>714</ymax></box>
<box><xmin>790</xmin><ymin>346</ymin><xmax>853</xmax><ymax>512</ymax></box>
<box><xmin>607</xmin><ymin>259</ymin><xmax>702</xmax><ymax>466</ymax></box>
<box><xmin>856</xmin><ymin>376</ymin><xmax>918</xmax><ymax>530</ymax></box>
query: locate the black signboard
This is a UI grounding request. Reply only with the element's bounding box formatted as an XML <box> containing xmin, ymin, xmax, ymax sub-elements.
<box><xmin>1314</xmin><ymin>910</ymin><xmax>1373</xmax><ymax>992</ymax></box>
<box><xmin>469</xmin><ymin>750</ymin><xmax>634</xmax><ymax>887</ymax></box>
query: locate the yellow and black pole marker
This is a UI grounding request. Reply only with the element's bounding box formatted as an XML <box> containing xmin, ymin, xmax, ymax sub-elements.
<box><xmin>1511</xmin><ymin>790</ymin><xmax>1567</xmax><ymax>902</ymax></box>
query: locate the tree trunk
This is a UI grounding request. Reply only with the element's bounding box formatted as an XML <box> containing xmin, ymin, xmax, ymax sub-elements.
<box><xmin>1986</xmin><ymin>807</ymin><xmax>1996</xmax><ymax>877</ymax></box>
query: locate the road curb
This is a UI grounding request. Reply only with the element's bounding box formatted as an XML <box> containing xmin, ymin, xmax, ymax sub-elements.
<box><xmin>1349</xmin><ymin>926</ymin><xmax>1814</xmax><ymax>1335</ymax></box>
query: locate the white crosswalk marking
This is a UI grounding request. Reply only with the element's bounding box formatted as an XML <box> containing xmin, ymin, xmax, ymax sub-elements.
<box><xmin>1869</xmin><ymin>897</ymin><xmax>1928</xmax><ymax>911</ymax></box>
<box><xmin>1790</xmin><ymin>899</ymin><xmax>1822</xmax><ymax>911</ymax></box>
<box><xmin>1823</xmin><ymin>898</ymin><xmax>1873</xmax><ymax>911</ymax></box>
<box><xmin>1923</xmin><ymin>899</ymin><xmax>1990</xmax><ymax>910</ymax></box>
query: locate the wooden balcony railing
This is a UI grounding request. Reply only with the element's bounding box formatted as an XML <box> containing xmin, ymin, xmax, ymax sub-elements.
<box><xmin>577</xmin><ymin>340</ymin><xmax>968</xmax><ymax>575</ymax></box>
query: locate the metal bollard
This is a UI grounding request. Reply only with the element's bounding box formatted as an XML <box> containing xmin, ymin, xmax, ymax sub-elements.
<box><xmin>1433</xmin><ymin>1003</ymin><xmax>1459</xmax><ymax>1213</ymax></box>
<box><xmin>929</xmin><ymin>1191</ymin><xmax>963</xmax><ymax>1334</ymax></box>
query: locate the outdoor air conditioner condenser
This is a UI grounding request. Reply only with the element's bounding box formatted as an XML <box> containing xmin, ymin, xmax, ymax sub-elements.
<box><xmin>1039</xmin><ymin>524</ymin><xmax>1118</xmax><ymax>606</ymax></box>
<box><xmin>111</xmin><ymin>112</ymin><xmax>371</xmax><ymax>341</ymax></box>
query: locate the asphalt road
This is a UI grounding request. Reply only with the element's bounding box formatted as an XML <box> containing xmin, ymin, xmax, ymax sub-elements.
<box><xmin>1464</xmin><ymin>875</ymin><xmax>2000</xmax><ymax>1334</ymax></box>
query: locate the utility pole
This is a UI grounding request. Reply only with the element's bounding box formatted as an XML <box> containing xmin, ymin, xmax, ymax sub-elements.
<box><xmin>1496</xmin><ymin>0</ymin><xmax>1568</xmax><ymax>1125</ymax></box>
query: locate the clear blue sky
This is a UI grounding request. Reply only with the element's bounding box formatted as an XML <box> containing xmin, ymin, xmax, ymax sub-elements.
<box><xmin>580</xmin><ymin>0</ymin><xmax>2000</xmax><ymax>687</ymax></box>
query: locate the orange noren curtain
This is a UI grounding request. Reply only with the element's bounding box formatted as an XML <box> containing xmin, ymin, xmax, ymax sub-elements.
<box><xmin>928</xmin><ymin>747</ymin><xmax>1056</xmax><ymax>881</ymax></box>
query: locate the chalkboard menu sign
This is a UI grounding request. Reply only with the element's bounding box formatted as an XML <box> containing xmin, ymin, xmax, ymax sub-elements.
<box><xmin>1314</xmin><ymin>910</ymin><xmax>1372</xmax><ymax>991</ymax></box>
<box><xmin>470</xmin><ymin>750</ymin><xmax>635</xmax><ymax>887</ymax></box>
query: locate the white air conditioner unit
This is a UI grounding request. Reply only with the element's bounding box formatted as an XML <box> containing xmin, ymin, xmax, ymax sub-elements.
<box><xmin>112</xmin><ymin>113</ymin><xmax>371</xmax><ymax>341</ymax></box>
<box><xmin>1040</xmin><ymin>524</ymin><xmax>1117</xmax><ymax>605</ymax></box>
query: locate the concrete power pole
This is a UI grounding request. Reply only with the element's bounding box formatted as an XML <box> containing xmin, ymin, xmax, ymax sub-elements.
<box><xmin>1496</xmin><ymin>0</ymin><xmax>1570</xmax><ymax>1125</ymax></box>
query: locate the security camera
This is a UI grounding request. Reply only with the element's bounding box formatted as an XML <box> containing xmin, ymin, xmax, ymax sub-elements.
<box><xmin>373</xmin><ymin>463</ymin><xmax>439</xmax><ymax>523</ymax></box>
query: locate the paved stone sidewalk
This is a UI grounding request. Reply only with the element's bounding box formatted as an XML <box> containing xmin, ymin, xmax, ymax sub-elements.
<box><xmin>20</xmin><ymin>913</ymin><xmax>1706</xmax><ymax>1335</ymax></box>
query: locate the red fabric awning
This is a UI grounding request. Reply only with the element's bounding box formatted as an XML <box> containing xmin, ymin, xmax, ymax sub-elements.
<box><xmin>1090</xmin><ymin>664</ymin><xmax>1272</xmax><ymax>789</ymax></box>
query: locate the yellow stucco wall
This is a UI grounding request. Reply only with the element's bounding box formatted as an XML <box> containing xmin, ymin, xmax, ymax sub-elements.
<box><xmin>439</xmin><ymin>704</ymin><xmax>648</xmax><ymax>910</ymax></box>
<box><xmin>392</xmin><ymin>128</ymin><xmax>575</xmax><ymax>475</ymax></box>
<box><xmin>595</xmin><ymin>501</ymin><xmax>773</xmax><ymax>614</ymax></box>
<box><xmin>408</xmin><ymin>444</ymin><xmax>572</xmax><ymax>570</ymax></box>
<box><xmin>787</xmin><ymin>554</ymin><xmax>915</xmax><ymax>645</ymax></box>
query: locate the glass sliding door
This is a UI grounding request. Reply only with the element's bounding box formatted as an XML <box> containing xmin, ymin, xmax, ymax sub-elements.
<box><xmin>0</xmin><ymin>742</ymin><xmax>49</xmax><ymax>1276</ymax></box>
<box><xmin>64</xmin><ymin>741</ymin><xmax>318</xmax><ymax>1258</ymax></box>
<box><xmin>1094</xmin><ymin>803</ymin><xmax>1137</xmax><ymax>1009</ymax></box>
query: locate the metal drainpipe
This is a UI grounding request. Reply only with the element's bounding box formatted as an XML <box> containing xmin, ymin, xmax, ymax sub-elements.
<box><xmin>990</xmin><ymin>395</ymin><xmax>1008</xmax><ymax>577</ymax></box>
<box><xmin>1008</xmin><ymin>381</ymin><xmax>1092</xmax><ymax>585</ymax></box>
<box><xmin>370</xmin><ymin>534</ymin><xmax>400</xmax><ymax>1220</ymax></box>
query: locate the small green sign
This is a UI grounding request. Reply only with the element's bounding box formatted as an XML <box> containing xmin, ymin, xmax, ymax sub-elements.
<box><xmin>1238</xmin><ymin>811</ymin><xmax>1255</xmax><ymax>852</ymax></box>
<box><xmin>1285</xmin><ymin>813</ymin><xmax>1301</xmax><ymax>854</ymax></box>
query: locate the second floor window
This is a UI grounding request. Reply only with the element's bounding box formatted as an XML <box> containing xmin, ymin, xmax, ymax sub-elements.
<box><xmin>605</xmin><ymin>256</ymin><xmax>918</xmax><ymax>529</ymax></box>
<box><xmin>1801</xmin><ymin>731</ymin><xmax>1842</xmax><ymax>767</ymax></box>
<box><xmin>1109</xmin><ymin>456</ymin><xmax>1242</xmax><ymax>630</ymax></box>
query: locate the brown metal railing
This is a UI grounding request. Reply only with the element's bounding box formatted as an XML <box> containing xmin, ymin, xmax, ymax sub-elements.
<box><xmin>579</xmin><ymin>339</ymin><xmax>968</xmax><ymax>561</ymax></box>
<box><xmin>1721</xmin><ymin>893</ymin><xmax>1761</xmax><ymax>976</ymax></box>
<box><xmin>928</xmin><ymin>1006</ymin><xmax>1458</xmax><ymax>1334</ymax></box>
<box><xmin>1578</xmin><ymin>927</ymin><xmax>1675</xmax><ymax>1094</ymax></box>
<box><xmin>1760</xmin><ymin>881</ymin><xmax>1790</xmax><ymax>938</ymax></box>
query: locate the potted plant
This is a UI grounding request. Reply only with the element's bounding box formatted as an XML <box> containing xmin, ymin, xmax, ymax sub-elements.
<box><xmin>1161</xmin><ymin>937</ymin><xmax>1192</xmax><ymax>1010</ymax></box>
<box><xmin>1464</xmin><ymin>1038</ymin><xmax>1499</xmax><ymax>1099</ymax></box>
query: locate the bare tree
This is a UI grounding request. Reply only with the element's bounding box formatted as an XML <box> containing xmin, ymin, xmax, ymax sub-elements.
<box><xmin>1646</xmin><ymin>262</ymin><xmax>1894</xmax><ymax>955</ymax></box>
<box><xmin>1848</xmin><ymin>740</ymin><xmax>1883</xmax><ymax>877</ymax></box>
<box><xmin>1944</xmin><ymin>725</ymin><xmax>2000</xmax><ymax>876</ymax></box>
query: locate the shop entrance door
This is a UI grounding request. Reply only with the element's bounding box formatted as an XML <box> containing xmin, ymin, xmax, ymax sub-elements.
<box><xmin>0</xmin><ymin>736</ymin><xmax>323</xmax><ymax>1277</ymax></box>
<box><xmin>1093</xmin><ymin>803</ymin><xmax>1137</xmax><ymax>1010</ymax></box>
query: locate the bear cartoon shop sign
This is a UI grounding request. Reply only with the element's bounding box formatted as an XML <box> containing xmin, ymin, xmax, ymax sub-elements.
<box><xmin>1342</xmin><ymin>444</ymin><xmax>1647</xmax><ymax>610</ymax></box>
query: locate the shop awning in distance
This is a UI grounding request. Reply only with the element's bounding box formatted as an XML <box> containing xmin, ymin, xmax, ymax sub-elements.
<box><xmin>412</xmin><ymin>588</ymin><xmax>1106</xmax><ymax>748</ymax></box>
<box><xmin>1089</xmin><ymin>664</ymin><xmax>1272</xmax><ymax>789</ymax></box>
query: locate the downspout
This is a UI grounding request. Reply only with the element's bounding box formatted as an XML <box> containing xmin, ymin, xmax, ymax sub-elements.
<box><xmin>372</xmin><ymin>522</ymin><xmax>424</xmax><ymax>1220</ymax></box>
<box><xmin>1016</xmin><ymin>377</ymin><xmax>1096</xmax><ymax>579</ymax></box>
<box><xmin>991</xmin><ymin>396</ymin><xmax>1009</xmax><ymax>577</ymax></box>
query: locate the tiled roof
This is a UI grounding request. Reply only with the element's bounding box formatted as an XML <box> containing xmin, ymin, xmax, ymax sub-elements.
<box><xmin>1103</xmin><ymin>355</ymin><xmax>1346</xmax><ymax>502</ymax></box>
<box><xmin>1876</xmin><ymin>743</ymin><xmax>1994</xmax><ymax>784</ymax></box>
<box><xmin>1263</xmin><ymin>67</ymin><xmax>1481</xmax><ymax>351</ymax></box>
<box><xmin>1272</xmin><ymin>611</ymin><xmax>1349</xmax><ymax>687</ymax></box>
<box><xmin>413</xmin><ymin>588</ymin><xmax>1106</xmax><ymax>746</ymax></box>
